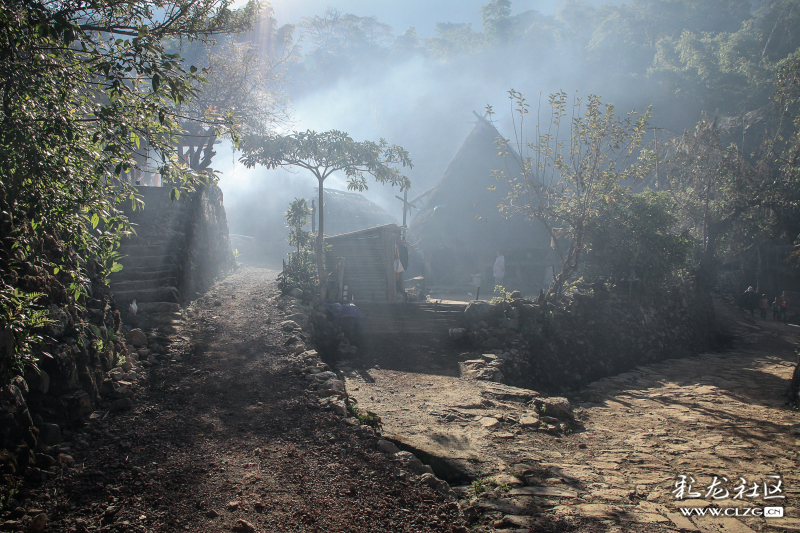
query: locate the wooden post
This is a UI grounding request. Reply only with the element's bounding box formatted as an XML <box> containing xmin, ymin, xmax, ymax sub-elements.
<box><xmin>395</xmin><ymin>192</ymin><xmax>417</xmax><ymax>239</ymax></box>
<box><xmin>650</xmin><ymin>127</ymin><xmax>663</xmax><ymax>190</ymax></box>
<box><xmin>336</xmin><ymin>257</ymin><xmax>345</xmax><ymax>303</ymax></box>
<box><xmin>654</xmin><ymin>127</ymin><xmax>659</xmax><ymax>190</ymax></box>
<box><xmin>402</xmin><ymin>190</ymin><xmax>408</xmax><ymax>237</ymax></box>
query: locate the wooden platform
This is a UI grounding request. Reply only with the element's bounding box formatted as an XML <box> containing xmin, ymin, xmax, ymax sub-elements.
<box><xmin>353</xmin><ymin>301</ymin><xmax>466</xmax><ymax>337</ymax></box>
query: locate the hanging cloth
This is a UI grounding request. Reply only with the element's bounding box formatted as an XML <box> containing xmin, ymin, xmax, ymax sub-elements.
<box><xmin>394</xmin><ymin>243</ymin><xmax>405</xmax><ymax>273</ymax></box>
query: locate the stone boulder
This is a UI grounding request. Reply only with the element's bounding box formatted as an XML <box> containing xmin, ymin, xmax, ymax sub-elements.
<box><xmin>464</xmin><ymin>301</ymin><xmax>503</xmax><ymax>325</ymax></box>
<box><xmin>394</xmin><ymin>451</ymin><xmax>434</xmax><ymax>476</ymax></box>
<box><xmin>281</xmin><ymin>320</ymin><xmax>300</xmax><ymax>332</ymax></box>
<box><xmin>125</xmin><ymin>329</ymin><xmax>148</xmax><ymax>347</ymax></box>
<box><xmin>38</xmin><ymin>422</ymin><xmax>61</xmax><ymax>446</ymax></box>
<box><xmin>536</xmin><ymin>397</ymin><xmax>574</xmax><ymax>420</ymax></box>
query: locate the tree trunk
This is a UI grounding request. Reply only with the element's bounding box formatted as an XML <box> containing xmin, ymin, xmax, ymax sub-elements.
<box><xmin>316</xmin><ymin>179</ymin><xmax>326</xmax><ymax>300</ymax></box>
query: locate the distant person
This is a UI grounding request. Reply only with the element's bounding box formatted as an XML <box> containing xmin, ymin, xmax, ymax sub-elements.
<box><xmin>493</xmin><ymin>252</ymin><xmax>505</xmax><ymax>290</ymax></box>
<box><xmin>742</xmin><ymin>286</ymin><xmax>758</xmax><ymax>317</ymax></box>
<box><xmin>759</xmin><ymin>294</ymin><xmax>769</xmax><ymax>319</ymax></box>
<box><xmin>772</xmin><ymin>297</ymin><xmax>780</xmax><ymax>321</ymax></box>
<box><xmin>777</xmin><ymin>291</ymin><xmax>791</xmax><ymax>324</ymax></box>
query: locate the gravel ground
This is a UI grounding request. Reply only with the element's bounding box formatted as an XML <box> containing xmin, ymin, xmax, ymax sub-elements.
<box><xmin>20</xmin><ymin>266</ymin><xmax>466</xmax><ymax>533</ymax></box>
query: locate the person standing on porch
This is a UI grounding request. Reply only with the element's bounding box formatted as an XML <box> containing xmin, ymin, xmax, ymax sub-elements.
<box><xmin>777</xmin><ymin>291</ymin><xmax>791</xmax><ymax>324</ymax></box>
<box><xmin>493</xmin><ymin>251</ymin><xmax>505</xmax><ymax>291</ymax></box>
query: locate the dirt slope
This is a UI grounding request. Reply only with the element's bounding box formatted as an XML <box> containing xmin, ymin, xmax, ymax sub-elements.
<box><xmin>12</xmin><ymin>267</ymin><xmax>464</xmax><ymax>533</ymax></box>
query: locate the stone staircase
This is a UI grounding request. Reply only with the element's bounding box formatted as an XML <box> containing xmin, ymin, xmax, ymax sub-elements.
<box><xmin>109</xmin><ymin>187</ymin><xmax>191</xmax><ymax>330</ymax></box>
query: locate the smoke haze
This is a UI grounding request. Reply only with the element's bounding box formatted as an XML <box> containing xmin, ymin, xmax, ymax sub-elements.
<box><xmin>213</xmin><ymin>0</ymin><xmax>768</xmax><ymax>266</ymax></box>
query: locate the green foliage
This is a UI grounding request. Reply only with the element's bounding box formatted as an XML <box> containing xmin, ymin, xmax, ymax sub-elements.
<box><xmin>240</xmin><ymin>129</ymin><xmax>412</xmax><ymax>296</ymax></box>
<box><xmin>345</xmin><ymin>398</ymin><xmax>383</xmax><ymax>430</ymax></box>
<box><xmin>490</xmin><ymin>285</ymin><xmax>513</xmax><ymax>304</ymax></box>
<box><xmin>491</xmin><ymin>90</ymin><xmax>653</xmax><ymax>302</ymax></box>
<box><xmin>301</xmin><ymin>8</ymin><xmax>394</xmax><ymax>70</ymax></box>
<box><xmin>180</xmin><ymin>28</ymin><xmax>292</xmax><ymax>135</ymax></box>
<box><xmin>583</xmin><ymin>188</ymin><xmax>694</xmax><ymax>288</ymax></box>
<box><xmin>481</xmin><ymin>0</ymin><xmax>512</xmax><ymax>43</ymax></box>
<box><xmin>649</xmin><ymin>22</ymin><xmax>770</xmax><ymax>117</ymax></box>
<box><xmin>0</xmin><ymin>287</ymin><xmax>52</xmax><ymax>375</ymax></box>
<box><xmin>0</xmin><ymin>0</ymin><xmax>259</xmax><ymax>373</ymax></box>
<box><xmin>88</xmin><ymin>323</ymin><xmax>116</xmax><ymax>354</ymax></box>
<box><xmin>0</xmin><ymin>477</ymin><xmax>22</xmax><ymax>513</ymax></box>
<box><xmin>279</xmin><ymin>247</ymin><xmax>318</xmax><ymax>296</ymax></box>
<box><xmin>286</xmin><ymin>198</ymin><xmax>313</xmax><ymax>253</ymax></box>
<box><xmin>471</xmin><ymin>477</ymin><xmax>506</xmax><ymax>495</ymax></box>
<box><xmin>662</xmin><ymin>117</ymin><xmax>764</xmax><ymax>275</ymax></box>
<box><xmin>471</xmin><ymin>478</ymin><xmax>488</xmax><ymax>495</ymax></box>
<box><xmin>240</xmin><ymin>130</ymin><xmax>412</xmax><ymax>193</ymax></box>
<box><xmin>427</xmin><ymin>22</ymin><xmax>485</xmax><ymax>61</ymax></box>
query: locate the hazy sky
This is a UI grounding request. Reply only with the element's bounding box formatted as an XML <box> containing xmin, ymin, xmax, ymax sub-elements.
<box><xmin>218</xmin><ymin>0</ymin><xmax>619</xmax><ymax>261</ymax></box>
<box><xmin>251</xmin><ymin>0</ymin><xmax>562</xmax><ymax>35</ymax></box>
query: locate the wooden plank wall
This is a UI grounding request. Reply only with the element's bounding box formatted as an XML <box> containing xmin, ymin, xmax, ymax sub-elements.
<box><xmin>326</xmin><ymin>230</ymin><xmax>391</xmax><ymax>301</ymax></box>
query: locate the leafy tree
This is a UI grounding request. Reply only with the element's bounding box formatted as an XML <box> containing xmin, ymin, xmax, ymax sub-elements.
<box><xmin>0</xmin><ymin>0</ymin><xmax>258</xmax><ymax>372</ymax></box>
<box><xmin>648</xmin><ymin>25</ymin><xmax>770</xmax><ymax>118</ymax></box>
<box><xmin>298</xmin><ymin>8</ymin><xmax>393</xmax><ymax>82</ymax></box>
<box><xmin>481</xmin><ymin>0</ymin><xmax>512</xmax><ymax>43</ymax></box>
<box><xmin>280</xmin><ymin>198</ymin><xmax>317</xmax><ymax>295</ymax></box>
<box><xmin>286</xmin><ymin>198</ymin><xmax>313</xmax><ymax>254</ymax></box>
<box><xmin>490</xmin><ymin>90</ymin><xmax>652</xmax><ymax>303</ymax></box>
<box><xmin>182</xmin><ymin>30</ymin><xmax>294</xmax><ymax>134</ymax></box>
<box><xmin>393</xmin><ymin>26</ymin><xmax>425</xmax><ymax>58</ymax></box>
<box><xmin>659</xmin><ymin>115</ymin><xmax>787</xmax><ymax>287</ymax></box>
<box><xmin>239</xmin><ymin>130</ymin><xmax>412</xmax><ymax>297</ymax></box>
<box><xmin>427</xmin><ymin>22</ymin><xmax>485</xmax><ymax>61</ymax></box>
<box><xmin>583</xmin><ymin>188</ymin><xmax>694</xmax><ymax>290</ymax></box>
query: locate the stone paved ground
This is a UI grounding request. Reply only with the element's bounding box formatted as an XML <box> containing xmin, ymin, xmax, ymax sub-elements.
<box><xmin>343</xmin><ymin>308</ymin><xmax>800</xmax><ymax>532</ymax></box>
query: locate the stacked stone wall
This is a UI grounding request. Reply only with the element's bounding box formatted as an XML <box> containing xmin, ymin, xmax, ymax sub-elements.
<box><xmin>461</xmin><ymin>285</ymin><xmax>716</xmax><ymax>394</ymax></box>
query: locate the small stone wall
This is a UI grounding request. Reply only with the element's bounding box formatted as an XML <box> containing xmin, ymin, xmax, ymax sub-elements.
<box><xmin>0</xmin><ymin>182</ymin><xmax>235</xmax><ymax>492</ymax></box>
<box><xmin>460</xmin><ymin>286</ymin><xmax>716</xmax><ymax>394</ymax></box>
<box><xmin>179</xmin><ymin>183</ymin><xmax>236</xmax><ymax>300</ymax></box>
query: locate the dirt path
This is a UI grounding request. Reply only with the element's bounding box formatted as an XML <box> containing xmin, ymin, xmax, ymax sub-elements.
<box><xmin>343</xmin><ymin>302</ymin><xmax>800</xmax><ymax>532</ymax></box>
<box><xmin>20</xmin><ymin>267</ymin><xmax>464</xmax><ymax>533</ymax></box>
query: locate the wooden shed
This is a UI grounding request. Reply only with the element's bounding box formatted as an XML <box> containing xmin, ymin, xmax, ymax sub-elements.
<box><xmin>325</xmin><ymin>224</ymin><xmax>402</xmax><ymax>302</ymax></box>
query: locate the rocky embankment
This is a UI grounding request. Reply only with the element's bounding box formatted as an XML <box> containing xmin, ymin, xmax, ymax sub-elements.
<box><xmin>455</xmin><ymin>286</ymin><xmax>715</xmax><ymax>394</ymax></box>
<box><xmin>342</xmin><ymin>298</ymin><xmax>800</xmax><ymax>533</ymax></box>
<box><xmin>1</xmin><ymin>267</ymin><xmax>467</xmax><ymax>533</ymax></box>
<box><xmin>271</xmin><ymin>289</ymin><xmax>468</xmax><ymax>504</ymax></box>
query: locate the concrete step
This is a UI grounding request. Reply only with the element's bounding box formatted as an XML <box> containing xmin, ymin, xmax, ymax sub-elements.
<box><xmin>110</xmin><ymin>277</ymin><xmax>178</xmax><ymax>292</ymax></box>
<box><xmin>119</xmin><ymin>254</ymin><xmax>177</xmax><ymax>269</ymax></box>
<box><xmin>122</xmin><ymin>233</ymin><xmax>185</xmax><ymax>247</ymax></box>
<box><xmin>113</xmin><ymin>286</ymin><xmax>180</xmax><ymax>304</ymax></box>
<box><xmin>132</xmin><ymin>302</ymin><xmax>181</xmax><ymax>314</ymax></box>
<box><xmin>119</xmin><ymin>244</ymin><xmax>176</xmax><ymax>256</ymax></box>
<box><xmin>109</xmin><ymin>267</ymin><xmax>177</xmax><ymax>282</ymax></box>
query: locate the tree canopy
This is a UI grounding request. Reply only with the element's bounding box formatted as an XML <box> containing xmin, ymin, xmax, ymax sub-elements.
<box><xmin>0</xmin><ymin>0</ymin><xmax>259</xmax><ymax>372</ymax></box>
<box><xmin>239</xmin><ymin>130</ymin><xmax>412</xmax><ymax>296</ymax></box>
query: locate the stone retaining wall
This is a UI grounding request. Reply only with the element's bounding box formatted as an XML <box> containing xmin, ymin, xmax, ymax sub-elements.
<box><xmin>0</xmin><ymin>182</ymin><xmax>235</xmax><ymax>495</ymax></box>
<box><xmin>460</xmin><ymin>285</ymin><xmax>717</xmax><ymax>394</ymax></box>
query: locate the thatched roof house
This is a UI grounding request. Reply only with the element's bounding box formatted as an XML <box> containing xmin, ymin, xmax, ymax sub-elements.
<box><xmin>317</xmin><ymin>188</ymin><xmax>397</xmax><ymax>237</ymax></box>
<box><xmin>408</xmin><ymin>115</ymin><xmax>553</xmax><ymax>291</ymax></box>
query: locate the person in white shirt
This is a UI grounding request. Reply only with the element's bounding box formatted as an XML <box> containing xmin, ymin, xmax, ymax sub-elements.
<box><xmin>493</xmin><ymin>252</ymin><xmax>505</xmax><ymax>290</ymax></box>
